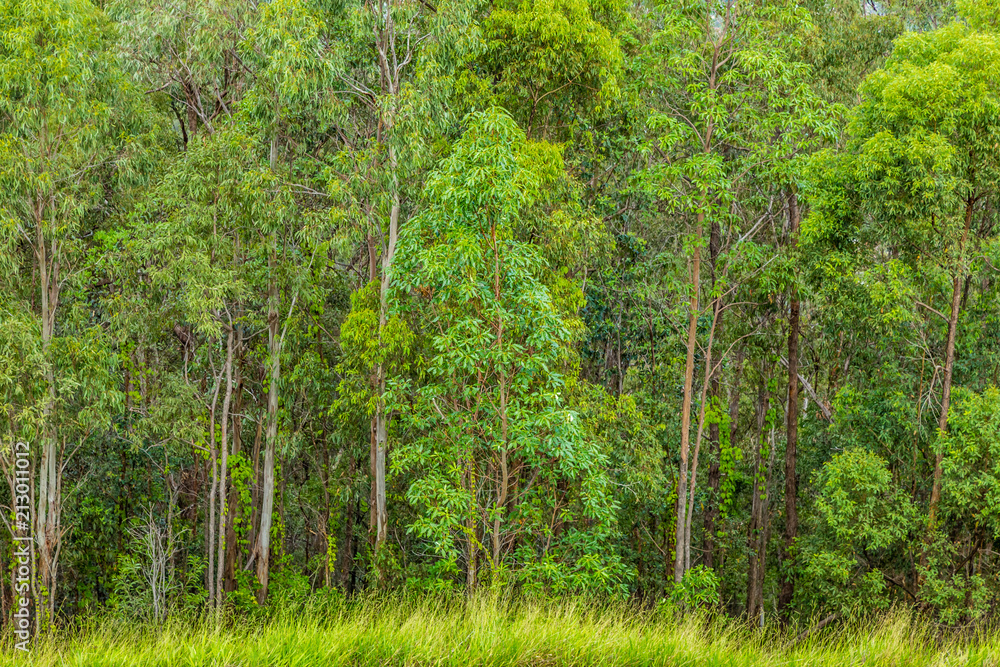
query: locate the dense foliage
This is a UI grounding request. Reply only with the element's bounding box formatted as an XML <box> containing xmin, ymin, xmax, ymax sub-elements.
<box><xmin>1</xmin><ymin>0</ymin><xmax>998</xmax><ymax>632</ymax></box>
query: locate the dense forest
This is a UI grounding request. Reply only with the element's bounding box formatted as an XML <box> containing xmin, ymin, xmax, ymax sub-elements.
<box><xmin>1</xmin><ymin>0</ymin><xmax>999</xmax><ymax>634</ymax></box>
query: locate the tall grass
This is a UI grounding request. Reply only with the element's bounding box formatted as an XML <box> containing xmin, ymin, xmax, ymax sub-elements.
<box><xmin>4</xmin><ymin>596</ymin><xmax>999</xmax><ymax>666</ymax></box>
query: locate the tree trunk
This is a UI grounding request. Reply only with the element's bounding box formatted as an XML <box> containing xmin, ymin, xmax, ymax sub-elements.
<box><xmin>205</xmin><ymin>359</ymin><xmax>223</xmax><ymax>605</ymax></box>
<box><xmin>779</xmin><ymin>189</ymin><xmax>801</xmax><ymax>617</ymax></box>
<box><xmin>368</xmin><ymin>416</ymin><xmax>377</xmax><ymax>548</ymax></box>
<box><xmin>674</xmin><ymin>216</ymin><xmax>703</xmax><ymax>584</ymax></box>
<box><xmin>927</xmin><ymin>199</ymin><xmax>974</xmax><ymax>529</ymax></box>
<box><xmin>246</xmin><ymin>409</ymin><xmax>263</xmax><ymax>554</ymax></box>
<box><xmin>703</xmin><ymin>220</ymin><xmax>724</xmax><ymax>570</ymax></box>
<box><xmin>254</xmin><ymin>260</ymin><xmax>280</xmax><ymax>604</ymax></box>
<box><xmin>372</xmin><ymin>150</ymin><xmax>400</xmax><ymax>553</ymax></box>
<box><xmin>683</xmin><ymin>293</ymin><xmax>721</xmax><ymax>572</ymax></box>
<box><xmin>369</xmin><ymin>0</ymin><xmax>416</xmax><ymax>556</ymax></box>
<box><xmin>36</xmin><ymin>207</ymin><xmax>61</xmax><ymax>628</ymax></box>
<box><xmin>223</xmin><ymin>330</ymin><xmax>243</xmax><ymax>594</ymax></box>
<box><xmin>215</xmin><ymin>325</ymin><xmax>234</xmax><ymax>606</ymax></box>
<box><xmin>373</xmin><ymin>410</ymin><xmax>388</xmax><ymax>550</ymax></box>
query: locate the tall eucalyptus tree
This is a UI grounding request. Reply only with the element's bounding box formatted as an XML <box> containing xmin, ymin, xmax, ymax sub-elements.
<box><xmin>0</xmin><ymin>0</ymin><xmax>145</xmax><ymax>624</ymax></box>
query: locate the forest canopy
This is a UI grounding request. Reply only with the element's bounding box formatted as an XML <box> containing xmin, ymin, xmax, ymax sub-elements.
<box><xmin>1</xmin><ymin>0</ymin><xmax>998</xmax><ymax>630</ymax></box>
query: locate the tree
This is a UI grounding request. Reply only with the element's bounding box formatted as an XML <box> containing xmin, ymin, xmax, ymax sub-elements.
<box><xmin>481</xmin><ymin>0</ymin><xmax>626</xmax><ymax>140</ymax></box>
<box><xmin>0</xmin><ymin>0</ymin><xmax>142</xmax><ymax>625</ymax></box>
<box><xmin>393</xmin><ymin>109</ymin><xmax>623</xmax><ymax>593</ymax></box>
<box><xmin>239</xmin><ymin>0</ymin><xmax>332</xmax><ymax>604</ymax></box>
<box><xmin>839</xmin><ymin>15</ymin><xmax>1000</xmax><ymax>542</ymax></box>
<box><xmin>326</xmin><ymin>0</ymin><xmax>477</xmax><ymax>556</ymax></box>
<box><xmin>638</xmin><ymin>0</ymin><xmax>824</xmax><ymax>592</ymax></box>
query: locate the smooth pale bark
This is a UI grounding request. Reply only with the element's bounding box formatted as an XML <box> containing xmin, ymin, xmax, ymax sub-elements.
<box><xmin>372</xmin><ymin>135</ymin><xmax>400</xmax><ymax>551</ymax></box>
<box><xmin>368</xmin><ymin>0</ymin><xmax>427</xmax><ymax>554</ymax></box>
<box><xmin>683</xmin><ymin>295</ymin><xmax>720</xmax><ymax>572</ymax></box>
<box><xmin>247</xmin><ymin>411</ymin><xmax>263</xmax><ymax>554</ymax></box>
<box><xmin>36</xmin><ymin>201</ymin><xmax>61</xmax><ymax>625</ymax></box>
<box><xmin>371</xmin><ymin>6</ymin><xmax>397</xmax><ymax>555</ymax></box>
<box><xmin>373</xmin><ymin>409</ymin><xmax>388</xmax><ymax>548</ymax></box>
<box><xmin>223</xmin><ymin>330</ymin><xmax>243</xmax><ymax>593</ymax></box>
<box><xmin>205</xmin><ymin>359</ymin><xmax>223</xmax><ymax>604</ymax></box>
<box><xmin>373</xmin><ymin>215</ymin><xmax>392</xmax><ymax>554</ymax></box>
<box><xmin>368</xmin><ymin>417</ymin><xmax>378</xmax><ymax>547</ymax></box>
<box><xmin>250</xmin><ymin>135</ymin><xmax>283</xmax><ymax>604</ymax></box>
<box><xmin>779</xmin><ymin>189</ymin><xmax>801</xmax><ymax>617</ymax></box>
<box><xmin>254</xmin><ymin>260</ymin><xmax>280</xmax><ymax>604</ymax></box>
<box><xmin>371</xmin><ymin>171</ymin><xmax>394</xmax><ymax>555</ymax></box>
<box><xmin>215</xmin><ymin>325</ymin><xmax>234</xmax><ymax>606</ymax></box>
<box><xmin>674</xmin><ymin>217</ymin><xmax>703</xmax><ymax>584</ymax></box>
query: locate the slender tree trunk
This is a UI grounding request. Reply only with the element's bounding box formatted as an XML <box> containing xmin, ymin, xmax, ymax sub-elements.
<box><xmin>703</xmin><ymin>221</ymin><xmax>724</xmax><ymax>570</ymax></box>
<box><xmin>683</xmin><ymin>300</ymin><xmax>721</xmax><ymax>571</ymax></box>
<box><xmin>779</xmin><ymin>189</ymin><xmax>801</xmax><ymax>617</ymax></box>
<box><xmin>247</xmin><ymin>411</ymin><xmax>263</xmax><ymax>553</ymax></box>
<box><xmin>205</xmin><ymin>360</ymin><xmax>223</xmax><ymax>605</ymax></box>
<box><xmin>368</xmin><ymin>416</ymin><xmax>377</xmax><ymax>548</ymax></box>
<box><xmin>223</xmin><ymin>332</ymin><xmax>243</xmax><ymax>593</ymax></box>
<box><xmin>215</xmin><ymin>326</ymin><xmax>234</xmax><ymax>606</ymax></box>
<box><xmin>674</xmin><ymin>216</ymin><xmax>703</xmax><ymax>583</ymax></box>
<box><xmin>369</xmin><ymin>0</ymin><xmax>418</xmax><ymax>556</ymax></box>
<box><xmin>35</xmin><ymin>256</ymin><xmax>57</xmax><ymax>625</ymax></box>
<box><xmin>674</xmin><ymin>21</ymin><xmax>723</xmax><ymax>583</ymax></box>
<box><xmin>373</xmin><ymin>409</ymin><xmax>388</xmax><ymax>550</ymax></box>
<box><xmin>36</xmin><ymin>208</ymin><xmax>60</xmax><ymax>629</ymax></box>
<box><xmin>254</xmin><ymin>256</ymin><xmax>280</xmax><ymax>604</ymax></box>
<box><xmin>372</xmin><ymin>148</ymin><xmax>400</xmax><ymax>553</ymax></box>
<box><xmin>491</xmin><ymin>446</ymin><xmax>509</xmax><ymax>569</ymax></box>
<box><xmin>927</xmin><ymin>199</ymin><xmax>974</xmax><ymax>529</ymax></box>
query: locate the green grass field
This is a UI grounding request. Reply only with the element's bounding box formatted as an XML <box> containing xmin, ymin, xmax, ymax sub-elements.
<box><xmin>4</xmin><ymin>598</ymin><xmax>999</xmax><ymax>666</ymax></box>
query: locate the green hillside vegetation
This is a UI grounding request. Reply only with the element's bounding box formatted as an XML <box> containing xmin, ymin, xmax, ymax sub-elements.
<box><xmin>1</xmin><ymin>0</ymin><xmax>1000</xmax><ymax>657</ymax></box>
